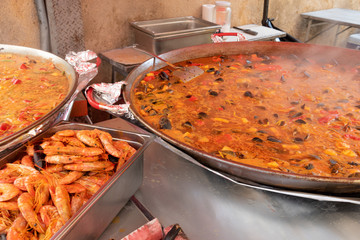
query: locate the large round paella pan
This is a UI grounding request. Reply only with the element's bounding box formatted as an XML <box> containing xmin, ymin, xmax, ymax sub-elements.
<box><xmin>122</xmin><ymin>41</ymin><xmax>360</xmax><ymax>193</ymax></box>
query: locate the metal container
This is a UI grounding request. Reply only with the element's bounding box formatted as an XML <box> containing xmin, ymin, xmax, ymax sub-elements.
<box><xmin>0</xmin><ymin>44</ymin><xmax>77</xmax><ymax>154</ymax></box>
<box><xmin>0</xmin><ymin>122</ymin><xmax>154</xmax><ymax>240</ymax></box>
<box><xmin>130</xmin><ymin>16</ymin><xmax>221</xmax><ymax>54</ymax></box>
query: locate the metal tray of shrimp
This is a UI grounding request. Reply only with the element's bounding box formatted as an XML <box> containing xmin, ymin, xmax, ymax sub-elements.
<box><xmin>0</xmin><ymin>121</ymin><xmax>154</xmax><ymax>240</ymax></box>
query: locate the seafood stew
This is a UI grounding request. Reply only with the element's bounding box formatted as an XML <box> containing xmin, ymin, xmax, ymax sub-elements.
<box><xmin>132</xmin><ymin>48</ymin><xmax>360</xmax><ymax>179</ymax></box>
<box><xmin>0</xmin><ymin>123</ymin><xmax>152</xmax><ymax>239</ymax></box>
<box><xmin>0</xmin><ymin>53</ymin><xmax>69</xmax><ymax>140</ymax></box>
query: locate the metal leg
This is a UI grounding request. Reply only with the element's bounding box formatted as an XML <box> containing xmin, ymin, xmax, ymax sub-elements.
<box><xmin>305</xmin><ymin>19</ymin><xmax>312</xmax><ymax>42</ymax></box>
<box><xmin>111</xmin><ymin>66</ymin><xmax>116</xmax><ymax>83</ymax></box>
<box><xmin>333</xmin><ymin>24</ymin><xmax>340</xmax><ymax>46</ymax></box>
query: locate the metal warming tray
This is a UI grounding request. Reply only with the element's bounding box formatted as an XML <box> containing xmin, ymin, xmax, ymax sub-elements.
<box><xmin>0</xmin><ymin>122</ymin><xmax>154</xmax><ymax>240</ymax></box>
<box><xmin>130</xmin><ymin>16</ymin><xmax>221</xmax><ymax>54</ymax></box>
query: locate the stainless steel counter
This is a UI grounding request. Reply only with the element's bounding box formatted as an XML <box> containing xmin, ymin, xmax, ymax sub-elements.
<box><xmin>98</xmin><ymin>118</ymin><xmax>360</xmax><ymax>240</ymax></box>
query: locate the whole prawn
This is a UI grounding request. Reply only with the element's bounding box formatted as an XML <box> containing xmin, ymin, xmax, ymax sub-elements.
<box><xmin>17</xmin><ymin>192</ymin><xmax>46</xmax><ymax>234</ymax></box>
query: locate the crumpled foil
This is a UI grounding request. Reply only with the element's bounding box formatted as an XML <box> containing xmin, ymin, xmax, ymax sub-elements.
<box><xmin>63</xmin><ymin>50</ymin><xmax>100</xmax><ymax>120</ymax></box>
<box><xmin>85</xmin><ymin>82</ymin><xmax>134</xmax><ymax>120</ymax></box>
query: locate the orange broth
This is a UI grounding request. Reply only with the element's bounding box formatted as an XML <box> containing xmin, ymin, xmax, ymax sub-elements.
<box><xmin>0</xmin><ymin>53</ymin><xmax>69</xmax><ymax>139</ymax></box>
<box><xmin>133</xmin><ymin>53</ymin><xmax>360</xmax><ymax>178</ymax></box>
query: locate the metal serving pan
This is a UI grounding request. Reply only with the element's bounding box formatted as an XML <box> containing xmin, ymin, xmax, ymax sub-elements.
<box><xmin>0</xmin><ymin>122</ymin><xmax>154</xmax><ymax>240</ymax></box>
<box><xmin>0</xmin><ymin>44</ymin><xmax>77</xmax><ymax>154</ymax></box>
<box><xmin>130</xmin><ymin>16</ymin><xmax>221</xmax><ymax>54</ymax></box>
<box><xmin>122</xmin><ymin>41</ymin><xmax>360</xmax><ymax>194</ymax></box>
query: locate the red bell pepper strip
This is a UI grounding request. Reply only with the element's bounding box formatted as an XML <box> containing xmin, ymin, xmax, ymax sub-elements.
<box><xmin>143</xmin><ymin>75</ymin><xmax>155</xmax><ymax>82</ymax></box>
<box><xmin>0</xmin><ymin>123</ymin><xmax>10</xmax><ymax>131</ymax></box>
<box><xmin>11</xmin><ymin>78</ymin><xmax>21</xmax><ymax>84</ymax></box>
<box><xmin>343</xmin><ymin>134</ymin><xmax>360</xmax><ymax>141</ymax></box>
<box><xmin>19</xmin><ymin>63</ymin><xmax>29</xmax><ymax>69</ymax></box>
<box><xmin>318</xmin><ymin>112</ymin><xmax>339</xmax><ymax>124</ymax></box>
<box><xmin>188</xmin><ymin>95</ymin><xmax>198</xmax><ymax>101</ymax></box>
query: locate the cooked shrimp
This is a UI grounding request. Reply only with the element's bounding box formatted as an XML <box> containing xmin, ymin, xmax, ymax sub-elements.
<box><xmin>50</xmin><ymin>135</ymin><xmax>86</xmax><ymax>148</ymax></box>
<box><xmin>25</xmin><ymin>174</ymin><xmax>47</xmax><ymax>198</ymax></box>
<box><xmin>43</xmin><ymin>146</ymin><xmax>103</xmax><ymax>156</ymax></box>
<box><xmin>6</xmin><ymin>163</ymin><xmax>39</xmax><ymax>176</ymax></box>
<box><xmin>40</xmin><ymin>205</ymin><xmax>64</xmax><ymax>239</ymax></box>
<box><xmin>34</xmin><ymin>183</ymin><xmax>50</xmax><ymax>213</ymax></box>
<box><xmin>45</xmin><ymin>155</ymin><xmax>99</xmax><ymax>164</ymax></box>
<box><xmin>43</xmin><ymin>164</ymin><xmax>64</xmax><ymax>173</ymax></box>
<box><xmin>59</xmin><ymin>171</ymin><xmax>84</xmax><ymax>185</ymax></box>
<box><xmin>49</xmin><ymin>185</ymin><xmax>71</xmax><ymax>223</ymax></box>
<box><xmin>0</xmin><ymin>201</ymin><xmax>19</xmax><ymax>211</ymax></box>
<box><xmin>17</xmin><ymin>192</ymin><xmax>46</xmax><ymax>234</ymax></box>
<box><xmin>40</xmin><ymin>140</ymin><xmax>65</xmax><ymax>149</ymax></box>
<box><xmin>0</xmin><ymin>183</ymin><xmax>21</xmax><ymax>202</ymax></box>
<box><xmin>64</xmin><ymin>161</ymin><xmax>114</xmax><ymax>172</ymax></box>
<box><xmin>39</xmin><ymin>205</ymin><xmax>59</xmax><ymax>228</ymax></box>
<box><xmin>21</xmin><ymin>155</ymin><xmax>34</xmax><ymax>168</ymax></box>
<box><xmin>0</xmin><ymin>167</ymin><xmax>18</xmax><ymax>183</ymax></box>
<box><xmin>13</xmin><ymin>176</ymin><xmax>27</xmax><ymax>191</ymax></box>
<box><xmin>7</xmin><ymin>215</ymin><xmax>34</xmax><ymax>240</ymax></box>
<box><xmin>80</xmin><ymin>173</ymin><xmax>111</xmax><ymax>186</ymax></box>
<box><xmin>94</xmin><ymin>129</ymin><xmax>123</xmax><ymax>157</ymax></box>
<box><xmin>76</xmin><ymin>130</ymin><xmax>102</xmax><ymax>148</ymax></box>
<box><xmin>75</xmin><ymin>179</ymin><xmax>101</xmax><ymax>196</ymax></box>
<box><xmin>70</xmin><ymin>192</ymin><xmax>87</xmax><ymax>216</ymax></box>
<box><xmin>26</xmin><ymin>145</ymin><xmax>35</xmax><ymax>157</ymax></box>
<box><xmin>64</xmin><ymin>183</ymin><xmax>86</xmax><ymax>194</ymax></box>
<box><xmin>0</xmin><ymin>212</ymin><xmax>12</xmax><ymax>234</ymax></box>
<box><xmin>54</xmin><ymin>129</ymin><xmax>76</xmax><ymax>137</ymax></box>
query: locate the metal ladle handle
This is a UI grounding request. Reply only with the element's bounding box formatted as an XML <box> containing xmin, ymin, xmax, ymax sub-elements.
<box><xmin>131</xmin><ymin>45</ymin><xmax>181</xmax><ymax>69</ymax></box>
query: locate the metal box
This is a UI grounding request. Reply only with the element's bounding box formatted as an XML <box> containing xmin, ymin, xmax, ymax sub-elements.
<box><xmin>0</xmin><ymin>122</ymin><xmax>153</xmax><ymax>240</ymax></box>
<box><xmin>130</xmin><ymin>16</ymin><xmax>221</xmax><ymax>54</ymax></box>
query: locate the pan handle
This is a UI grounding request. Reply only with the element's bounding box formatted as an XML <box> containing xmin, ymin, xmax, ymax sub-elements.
<box><xmin>211</xmin><ymin>32</ymin><xmax>247</xmax><ymax>43</ymax></box>
<box><xmin>84</xmin><ymin>83</ymin><xmax>134</xmax><ymax>119</ymax></box>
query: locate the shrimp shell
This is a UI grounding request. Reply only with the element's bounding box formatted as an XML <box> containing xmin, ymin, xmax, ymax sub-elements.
<box><xmin>76</xmin><ymin>130</ymin><xmax>102</xmax><ymax>148</ymax></box>
<box><xmin>0</xmin><ymin>202</ymin><xmax>19</xmax><ymax>211</ymax></box>
<box><xmin>6</xmin><ymin>163</ymin><xmax>39</xmax><ymax>176</ymax></box>
<box><xmin>70</xmin><ymin>192</ymin><xmax>87</xmax><ymax>216</ymax></box>
<box><xmin>64</xmin><ymin>183</ymin><xmax>86</xmax><ymax>194</ymax></box>
<box><xmin>20</xmin><ymin>155</ymin><xmax>34</xmax><ymax>168</ymax></box>
<box><xmin>13</xmin><ymin>177</ymin><xmax>27</xmax><ymax>191</ymax></box>
<box><xmin>50</xmin><ymin>135</ymin><xmax>86</xmax><ymax>148</ymax></box>
<box><xmin>50</xmin><ymin>185</ymin><xmax>71</xmax><ymax>223</ymax></box>
<box><xmin>45</xmin><ymin>155</ymin><xmax>99</xmax><ymax>164</ymax></box>
<box><xmin>0</xmin><ymin>183</ymin><xmax>21</xmax><ymax>202</ymax></box>
<box><xmin>94</xmin><ymin>129</ymin><xmax>123</xmax><ymax>158</ymax></box>
<box><xmin>59</xmin><ymin>171</ymin><xmax>84</xmax><ymax>185</ymax></box>
<box><xmin>43</xmin><ymin>146</ymin><xmax>103</xmax><ymax>156</ymax></box>
<box><xmin>75</xmin><ymin>179</ymin><xmax>101</xmax><ymax>196</ymax></box>
<box><xmin>44</xmin><ymin>164</ymin><xmax>64</xmax><ymax>173</ymax></box>
<box><xmin>64</xmin><ymin>161</ymin><xmax>114</xmax><ymax>172</ymax></box>
<box><xmin>54</xmin><ymin>129</ymin><xmax>76</xmax><ymax>137</ymax></box>
<box><xmin>7</xmin><ymin>215</ymin><xmax>28</xmax><ymax>240</ymax></box>
<box><xmin>39</xmin><ymin>205</ymin><xmax>60</xmax><ymax>228</ymax></box>
<box><xmin>17</xmin><ymin>192</ymin><xmax>46</xmax><ymax>234</ymax></box>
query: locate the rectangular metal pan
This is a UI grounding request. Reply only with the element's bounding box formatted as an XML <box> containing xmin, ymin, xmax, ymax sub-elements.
<box><xmin>0</xmin><ymin>121</ymin><xmax>154</xmax><ymax>239</ymax></box>
<box><xmin>130</xmin><ymin>16</ymin><xmax>221</xmax><ymax>54</ymax></box>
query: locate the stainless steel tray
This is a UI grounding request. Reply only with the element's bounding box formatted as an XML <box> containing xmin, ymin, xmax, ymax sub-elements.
<box><xmin>0</xmin><ymin>122</ymin><xmax>154</xmax><ymax>240</ymax></box>
<box><xmin>130</xmin><ymin>16</ymin><xmax>221</xmax><ymax>54</ymax></box>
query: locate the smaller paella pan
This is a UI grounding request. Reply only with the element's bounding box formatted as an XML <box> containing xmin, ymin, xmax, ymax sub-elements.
<box><xmin>0</xmin><ymin>44</ymin><xmax>97</xmax><ymax>153</ymax></box>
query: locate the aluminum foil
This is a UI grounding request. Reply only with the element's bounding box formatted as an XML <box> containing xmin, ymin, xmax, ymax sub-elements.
<box><xmin>85</xmin><ymin>82</ymin><xmax>134</xmax><ymax>120</ymax></box>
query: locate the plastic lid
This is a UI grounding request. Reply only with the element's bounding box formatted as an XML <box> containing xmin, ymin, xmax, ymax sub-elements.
<box><xmin>215</xmin><ymin>1</ymin><xmax>231</xmax><ymax>7</ymax></box>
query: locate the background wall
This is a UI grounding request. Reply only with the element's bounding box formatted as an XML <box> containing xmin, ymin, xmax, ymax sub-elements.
<box><xmin>1</xmin><ymin>0</ymin><xmax>359</xmax><ymax>81</ymax></box>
